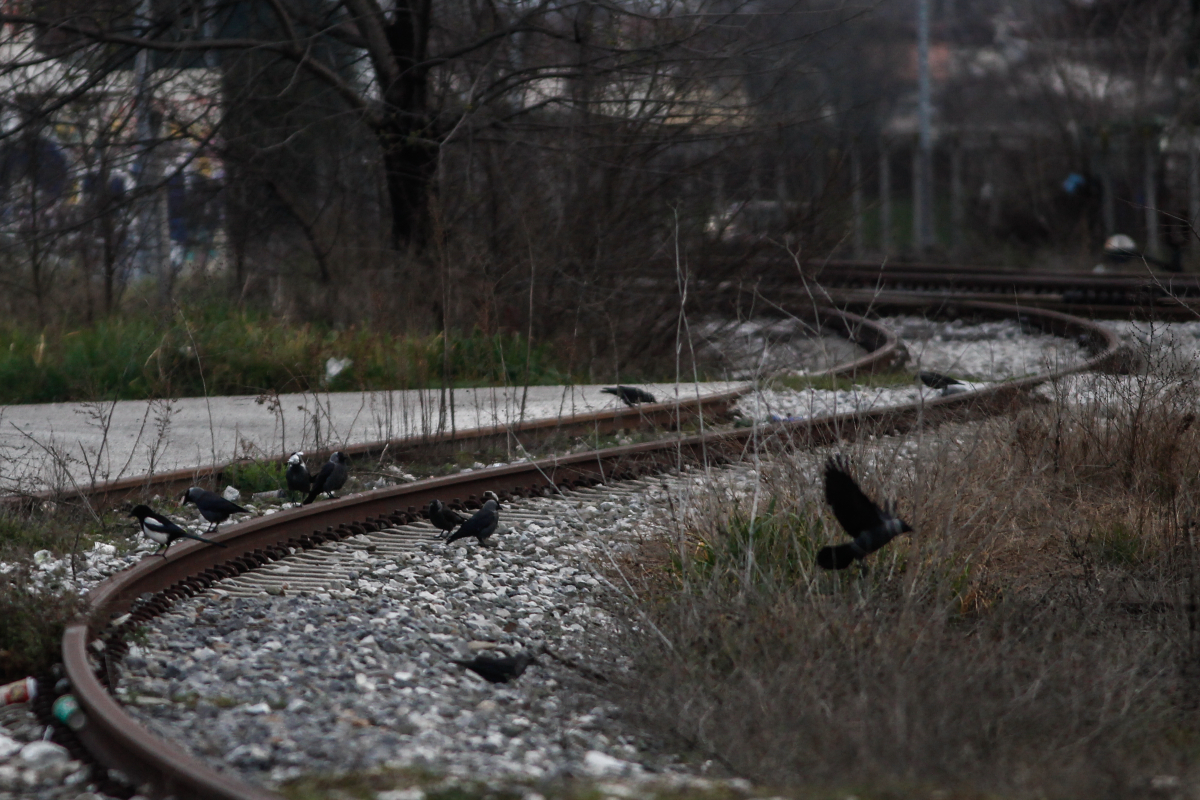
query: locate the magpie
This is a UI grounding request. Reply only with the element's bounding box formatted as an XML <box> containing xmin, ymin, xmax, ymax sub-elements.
<box><xmin>601</xmin><ymin>386</ymin><xmax>656</xmax><ymax>406</ymax></box>
<box><xmin>451</xmin><ymin>652</ymin><xmax>536</xmax><ymax>683</ymax></box>
<box><xmin>917</xmin><ymin>371</ymin><xmax>964</xmax><ymax>390</ymax></box>
<box><xmin>129</xmin><ymin>504</ymin><xmax>227</xmax><ymax>557</ymax></box>
<box><xmin>285</xmin><ymin>452</ymin><xmax>311</xmax><ymax>496</ymax></box>
<box><xmin>817</xmin><ymin>455</ymin><xmax>913</xmax><ymax>570</ymax></box>
<box><xmin>303</xmin><ymin>451</ymin><xmax>350</xmax><ymax>505</ymax></box>
<box><xmin>428</xmin><ymin>499</ymin><xmax>466</xmax><ymax>539</ymax></box>
<box><xmin>181</xmin><ymin>487</ymin><xmax>249</xmax><ymax>533</ymax></box>
<box><xmin>445</xmin><ymin>492</ymin><xmax>501</xmax><ymax>546</ymax></box>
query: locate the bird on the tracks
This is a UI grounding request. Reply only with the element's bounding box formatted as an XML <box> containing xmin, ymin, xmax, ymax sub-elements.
<box><xmin>451</xmin><ymin>652</ymin><xmax>536</xmax><ymax>684</ymax></box>
<box><xmin>446</xmin><ymin>492</ymin><xmax>501</xmax><ymax>546</ymax></box>
<box><xmin>917</xmin><ymin>371</ymin><xmax>974</xmax><ymax>397</ymax></box>
<box><xmin>285</xmin><ymin>452</ymin><xmax>311</xmax><ymax>497</ymax></box>
<box><xmin>130</xmin><ymin>504</ymin><xmax>228</xmax><ymax>557</ymax></box>
<box><xmin>428</xmin><ymin>499</ymin><xmax>467</xmax><ymax>539</ymax></box>
<box><xmin>817</xmin><ymin>455</ymin><xmax>912</xmax><ymax>571</ymax></box>
<box><xmin>601</xmin><ymin>386</ymin><xmax>656</xmax><ymax>406</ymax></box>
<box><xmin>181</xmin><ymin>487</ymin><xmax>249</xmax><ymax>533</ymax></box>
<box><xmin>303</xmin><ymin>451</ymin><xmax>350</xmax><ymax>505</ymax></box>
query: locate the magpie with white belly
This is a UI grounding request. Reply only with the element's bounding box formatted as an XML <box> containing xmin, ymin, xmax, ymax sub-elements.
<box><xmin>181</xmin><ymin>487</ymin><xmax>249</xmax><ymax>533</ymax></box>
<box><xmin>817</xmin><ymin>455</ymin><xmax>913</xmax><ymax>571</ymax></box>
<box><xmin>130</xmin><ymin>505</ymin><xmax>227</xmax><ymax>557</ymax></box>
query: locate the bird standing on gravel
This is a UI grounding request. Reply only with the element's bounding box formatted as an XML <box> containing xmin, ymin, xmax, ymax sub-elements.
<box><xmin>451</xmin><ymin>652</ymin><xmax>537</xmax><ymax>683</ymax></box>
<box><xmin>917</xmin><ymin>371</ymin><xmax>973</xmax><ymax>396</ymax></box>
<box><xmin>303</xmin><ymin>451</ymin><xmax>350</xmax><ymax>505</ymax></box>
<box><xmin>445</xmin><ymin>492</ymin><xmax>501</xmax><ymax>546</ymax></box>
<box><xmin>817</xmin><ymin>455</ymin><xmax>912</xmax><ymax>571</ymax></box>
<box><xmin>601</xmin><ymin>386</ymin><xmax>656</xmax><ymax>406</ymax></box>
<box><xmin>428</xmin><ymin>499</ymin><xmax>466</xmax><ymax>538</ymax></box>
<box><xmin>181</xmin><ymin>487</ymin><xmax>249</xmax><ymax>533</ymax></box>
<box><xmin>285</xmin><ymin>452</ymin><xmax>311</xmax><ymax>497</ymax></box>
<box><xmin>130</xmin><ymin>505</ymin><xmax>228</xmax><ymax>557</ymax></box>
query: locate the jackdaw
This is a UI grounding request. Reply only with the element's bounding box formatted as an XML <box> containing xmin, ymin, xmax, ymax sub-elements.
<box><xmin>601</xmin><ymin>386</ymin><xmax>656</xmax><ymax>406</ymax></box>
<box><xmin>181</xmin><ymin>487</ymin><xmax>249</xmax><ymax>533</ymax></box>
<box><xmin>445</xmin><ymin>492</ymin><xmax>501</xmax><ymax>546</ymax></box>
<box><xmin>817</xmin><ymin>455</ymin><xmax>913</xmax><ymax>570</ymax></box>
<box><xmin>285</xmin><ymin>452</ymin><xmax>311</xmax><ymax>496</ymax></box>
<box><xmin>428</xmin><ymin>499</ymin><xmax>467</xmax><ymax>539</ymax></box>
<box><xmin>303</xmin><ymin>451</ymin><xmax>350</xmax><ymax>505</ymax></box>
<box><xmin>451</xmin><ymin>652</ymin><xmax>537</xmax><ymax>683</ymax></box>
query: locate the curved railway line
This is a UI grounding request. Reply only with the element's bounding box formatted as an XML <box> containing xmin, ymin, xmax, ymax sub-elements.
<box><xmin>30</xmin><ymin>297</ymin><xmax>1125</xmax><ymax>800</ymax></box>
<box><xmin>805</xmin><ymin>259</ymin><xmax>1200</xmax><ymax>319</ymax></box>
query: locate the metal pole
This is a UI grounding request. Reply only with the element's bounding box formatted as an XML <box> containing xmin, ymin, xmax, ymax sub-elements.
<box><xmin>851</xmin><ymin>144</ymin><xmax>863</xmax><ymax>258</ymax></box>
<box><xmin>917</xmin><ymin>0</ymin><xmax>934</xmax><ymax>250</ymax></box>
<box><xmin>1189</xmin><ymin>135</ymin><xmax>1199</xmax><ymax>262</ymax></box>
<box><xmin>912</xmin><ymin>144</ymin><xmax>922</xmax><ymax>251</ymax></box>
<box><xmin>1145</xmin><ymin>137</ymin><xmax>1159</xmax><ymax>259</ymax></box>
<box><xmin>880</xmin><ymin>141</ymin><xmax>891</xmax><ymax>257</ymax></box>
<box><xmin>951</xmin><ymin>143</ymin><xmax>963</xmax><ymax>253</ymax></box>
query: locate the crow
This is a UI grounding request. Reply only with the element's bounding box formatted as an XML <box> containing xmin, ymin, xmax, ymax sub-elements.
<box><xmin>285</xmin><ymin>452</ymin><xmax>311</xmax><ymax>496</ymax></box>
<box><xmin>181</xmin><ymin>487</ymin><xmax>249</xmax><ymax>533</ymax></box>
<box><xmin>130</xmin><ymin>505</ymin><xmax>228</xmax><ymax>557</ymax></box>
<box><xmin>917</xmin><ymin>371</ymin><xmax>964</xmax><ymax>391</ymax></box>
<box><xmin>451</xmin><ymin>652</ymin><xmax>537</xmax><ymax>684</ymax></box>
<box><xmin>817</xmin><ymin>455</ymin><xmax>912</xmax><ymax>570</ymax></box>
<box><xmin>303</xmin><ymin>451</ymin><xmax>350</xmax><ymax>505</ymax></box>
<box><xmin>601</xmin><ymin>386</ymin><xmax>656</xmax><ymax>406</ymax></box>
<box><xmin>445</xmin><ymin>492</ymin><xmax>501</xmax><ymax>546</ymax></box>
<box><xmin>428</xmin><ymin>499</ymin><xmax>467</xmax><ymax>539</ymax></box>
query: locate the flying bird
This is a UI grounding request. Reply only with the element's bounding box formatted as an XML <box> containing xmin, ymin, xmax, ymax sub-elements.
<box><xmin>817</xmin><ymin>455</ymin><xmax>912</xmax><ymax>570</ymax></box>
<box><xmin>285</xmin><ymin>452</ymin><xmax>311</xmax><ymax>496</ymax></box>
<box><xmin>445</xmin><ymin>492</ymin><xmax>501</xmax><ymax>546</ymax></box>
<box><xmin>181</xmin><ymin>487</ymin><xmax>249</xmax><ymax>533</ymax></box>
<box><xmin>303</xmin><ymin>451</ymin><xmax>350</xmax><ymax>505</ymax></box>
<box><xmin>601</xmin><ymin>386</ymin><xmax>656</xmax><ymax>406</ymax></box>
<box><xmin>451</xmin><ymin>652</ymin><xmax>537</xmax><ymax>683</ymax></box>
<box><xmin>130</xmin><ymin>505</ymin><xmax>228</xmax><ymax>557</ymax></box>
<box><xmin>428</xmin><ymin>499</ymin><xmax>467</xmax><ymax>539</ymax></box>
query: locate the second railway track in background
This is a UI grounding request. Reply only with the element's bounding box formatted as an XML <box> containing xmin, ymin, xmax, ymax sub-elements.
<box><xmin>45</xmin><ymin>299</ymin><xmax>1123</xmax><ymax>800</ymax></box>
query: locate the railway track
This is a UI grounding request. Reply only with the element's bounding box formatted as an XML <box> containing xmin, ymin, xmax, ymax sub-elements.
<box><xmin>8</xmin><ymin>308</ymin><xmax>901</xmax><ymax>514</ymax></box>
<box><xmin>804</xmin><ymin>260</ymin><xmax>1200</xmax><ymax>319</ymax></box>
<box><xmin>49</xmin><ymin>300</ymin><xmax>1121</xmax><ymax>800</ymax></box>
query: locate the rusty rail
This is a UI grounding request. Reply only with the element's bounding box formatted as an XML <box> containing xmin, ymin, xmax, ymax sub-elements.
<box><xmin>58</xmin><ymin>300</ymin><xmax>1120</xmax><ymax>800</ymax></box>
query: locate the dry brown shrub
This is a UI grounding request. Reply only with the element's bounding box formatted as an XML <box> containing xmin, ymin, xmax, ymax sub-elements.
<box><xmin>614</xmin><ymin>354</ymin><xmax>1200</xmax><ymax>797</ymax></box>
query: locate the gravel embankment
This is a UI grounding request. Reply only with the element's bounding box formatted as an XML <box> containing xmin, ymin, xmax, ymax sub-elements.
<box><xmin>115</xmin><ymin>470</ymin><xmax>760</xmax><ymax>797</ymax></box>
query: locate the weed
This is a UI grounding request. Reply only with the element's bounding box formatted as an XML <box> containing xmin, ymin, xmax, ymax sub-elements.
<box><xmin>225</xmin><ymin>460</ymin><xmax>287</xmax><ymax>495</ymax></box>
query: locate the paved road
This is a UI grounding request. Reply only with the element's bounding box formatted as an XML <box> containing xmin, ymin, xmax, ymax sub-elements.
<box><xmin>0</xmin><ymin>382</ymin><xmax>745</xmax><ymax>494</ymax></box>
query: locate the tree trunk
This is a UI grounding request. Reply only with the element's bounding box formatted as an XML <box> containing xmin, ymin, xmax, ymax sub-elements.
<box><xmin>379</xmin><ymin>120</ymin><xmax>439</xmax><ymax>251</ymax></box>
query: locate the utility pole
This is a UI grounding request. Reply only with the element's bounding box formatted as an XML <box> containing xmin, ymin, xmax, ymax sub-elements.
<box><xmin>916</xmin><ymin>0</ymin><xmax>934</xmax><ymax>251</ymax></box>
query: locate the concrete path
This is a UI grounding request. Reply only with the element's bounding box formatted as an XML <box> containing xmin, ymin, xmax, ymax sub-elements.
<box><xmin>0</xmin><ymin>382</ymin><xmax>745</xmax><ymax>494</ymax></box>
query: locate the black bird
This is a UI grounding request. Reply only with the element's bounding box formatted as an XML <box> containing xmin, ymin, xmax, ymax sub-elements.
<box><xmin>445</xmin><ymin>492</ymin><xmax>501</xmax><ymax>546</ymax></box>
<box><xmin>817</xmin><ymin>455</ymin><xmax>913</xmax><ymax>571</ymax></box>
<box><xmin>451</xmin><ymin>652</ymin><xmax>537</xmax><ymax>684</ymax></box>
<box><xmin>303</xmin><ymin>451</ymin><xmax>350</xmax><ymax>505</ymax></box>
<box><xmin>130</xmin><ymin>504</ymin><xmax>227</xmax><ymax>557</ymax></box>
<box><xmin>601</xmin><ymin>385</ymin><xmax>656</xmax><ymax>406</ymax></box>
<box><xmin>181</xmin><ymin>487</ymin><xmax>249</xmax><ymax>533</ymax></box>
<box><xmin>917</xmin><ymin>371</ymin><xmax>964</xmax><ymax>391</ymax></box>
<box><xmin>285</xmin><ymin>451</ymin><xmax>311</xmax><ymax>496</ymax></box>
<box><xmin>428</xmin><ymin>499</ymin><xmax>467</xmax><ymax>539</ymax></box>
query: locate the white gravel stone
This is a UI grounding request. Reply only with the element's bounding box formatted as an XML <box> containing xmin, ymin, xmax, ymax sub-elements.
<box><xmin>19</xmin><ymin>740</ymin><xmax>69</xmax><ymax>767</ymax></box>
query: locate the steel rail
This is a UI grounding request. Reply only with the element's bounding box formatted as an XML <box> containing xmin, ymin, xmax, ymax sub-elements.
<box><xmin>9</xmin><ymin>309</ymin><xmax>899</xmax><ymax>513</ymax></box>
<box><xmin>59</xmin><ymin>301</ymin><xmax>1121</xmax><ymax>800</ymax></box>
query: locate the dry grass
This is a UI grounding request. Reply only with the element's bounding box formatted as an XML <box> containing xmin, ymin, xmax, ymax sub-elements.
<box><xmin>614</xmin><ymin>350</ymin><xmax>1200</xmax><ymax>798</ymax></box>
